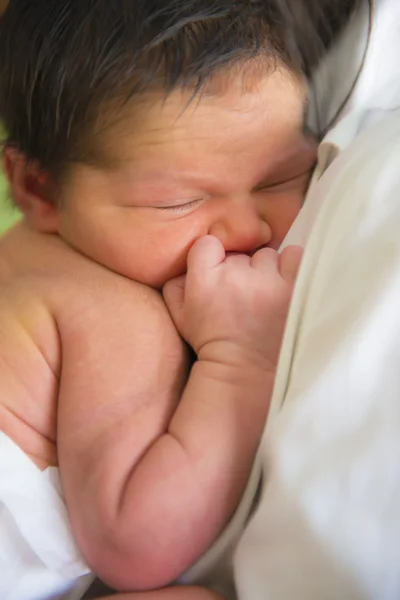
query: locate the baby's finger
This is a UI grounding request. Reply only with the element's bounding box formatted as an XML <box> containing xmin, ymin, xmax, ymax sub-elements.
<box><xmin>187</xmin><ymin>235</ymin><xmax>226</xmax><ymax>273</ymax></box>
<box><xmin>278</xmin><ymin>245</ymin><xmax>303</xmax><ymax>286</ymax></box>
<box><xmin>250</xmin><ymin>247</ymin><xmax>279</xmax><ymax>272</ymax></box>
<box><xmin>163</xmin><ymin>274</ymin><xmax>186</xmax><ymax>331</ymax></box>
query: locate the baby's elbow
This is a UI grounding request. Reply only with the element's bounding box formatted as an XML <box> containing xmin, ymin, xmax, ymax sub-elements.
<box><xmin>90</xmin><ymin>551</ymin><xmax>177</xmax><ymax>591</ymax></box>
<box><xmin>81</xmin><ymin>518</ymin><xmax>194</xmax><ymax>591</ymax></box>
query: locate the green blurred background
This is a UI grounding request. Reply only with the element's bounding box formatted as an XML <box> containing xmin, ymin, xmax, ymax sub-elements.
<box><xmin>0</xmin><ymin>129</ymin><xmax>21</xmax><ymax>234</ymax></box>
<box><xmin>0</xmin><ymin>169</ymin><xmax>20</xmax><ymax>235</ymax></box>
<box><xmin>0</xmin><ymin>175</ymin><xmax>16</xmax><ymax>234</ymax></box>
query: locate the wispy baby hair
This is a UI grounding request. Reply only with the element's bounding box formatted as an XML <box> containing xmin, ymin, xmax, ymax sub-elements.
<box><xmin>0</xmin><ymin>0</ymin><xmax>361</xmax><ymax>176</ymax></box>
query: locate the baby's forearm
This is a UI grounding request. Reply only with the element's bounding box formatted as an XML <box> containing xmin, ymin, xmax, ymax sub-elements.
<box><xmin>89</xmin><ymin>360</ymin><xmax>272</xmax><ymax>591</ymax></box>
<box><xmin>168</xmin><ymin>359</ymin><xmax>271</xmax><ymax>521</ymax></box>
<box><xmin>139</xmin><ymin>359</ymin><xmax>271</xmax><ymax>525</ymax></box>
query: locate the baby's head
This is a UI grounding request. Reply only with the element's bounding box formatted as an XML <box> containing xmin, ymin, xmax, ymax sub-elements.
<box><xmin>0</xmin><ymin>0</ymin><xmax>354</xmax><ymax>287</ymax></box>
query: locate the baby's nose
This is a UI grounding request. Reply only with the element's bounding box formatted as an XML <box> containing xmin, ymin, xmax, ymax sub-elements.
<box><xmin>208</xmin><ymin>204</ymin><xmax>271</xmax><ymax>254</ymax></box>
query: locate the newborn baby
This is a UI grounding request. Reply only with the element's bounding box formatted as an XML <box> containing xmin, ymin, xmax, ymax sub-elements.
<box><xmin>0</xmin><ymin>1</ymin><xmax>316</xmax><ymax>599</ymax></box>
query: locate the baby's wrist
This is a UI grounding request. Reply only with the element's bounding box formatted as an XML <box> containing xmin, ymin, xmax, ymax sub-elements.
<box><xmin>194</xmin><ymin>354</ymin><xmax>276</xmax><ymax>402</ymax></box>
<box><xmin>197</xmin><ymin>340</ymin><xmax>277</xmax><ymax>377</ymax></box>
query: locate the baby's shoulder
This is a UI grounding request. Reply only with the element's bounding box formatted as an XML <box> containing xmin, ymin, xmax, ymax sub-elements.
<box><xmin>0</xmin><ymin>222</ymin><xmax>186</xmax><ymax>467</ymax></box>
<box><xmin>0</xmin><ymin>220</ymin><xmax>172</xmax><ymax>330</ymax></box>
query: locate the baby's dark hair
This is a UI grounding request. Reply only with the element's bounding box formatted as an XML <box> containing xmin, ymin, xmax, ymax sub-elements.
<box><xmin>0</xmin><ymin>0</ymin><xmax>361</xmax><ymax>177</ymax></box>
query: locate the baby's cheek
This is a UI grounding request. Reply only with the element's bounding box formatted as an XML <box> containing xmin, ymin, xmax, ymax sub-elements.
<box><xmin>149</xmin><ymin>223</ymin><xmax>209</xmax><ymax>288</ymax></box>
<box><xmin>135</xmin><ymin>242</ymin><xmax>191</xmax><ymax>289</ymax></box>
<box><xmin>267</xmin><ymin>192</ymin><xmax>304</xmax><ymax>248</ymax></box>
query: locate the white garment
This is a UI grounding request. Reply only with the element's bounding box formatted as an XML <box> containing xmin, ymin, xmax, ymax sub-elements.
<box><xmin>0</xmin><ymin>433</ymin><xmax>94</xmax><ymax>600</ymax></box>
<box><xmin>235</xmin><ymin>0</ymin><xmax>400</xmax><ymax>598</ymax></box>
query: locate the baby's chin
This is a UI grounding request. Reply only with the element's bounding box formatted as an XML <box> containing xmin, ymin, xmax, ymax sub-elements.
<box><xmin>120</xmin><ymin>262</ymin><xmax>188</xmax><ymax>291</ymax></box>
<box><xmin>153</xmin><ymin>267</ymin><xmax>188</xmax><ymax>292</ymax></box>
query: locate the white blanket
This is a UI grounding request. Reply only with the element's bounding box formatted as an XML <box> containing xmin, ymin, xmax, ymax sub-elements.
<box><xmin>0</xmin><ymin>433</ymin><xmax>93</xmax><ymax>600</ymax></box>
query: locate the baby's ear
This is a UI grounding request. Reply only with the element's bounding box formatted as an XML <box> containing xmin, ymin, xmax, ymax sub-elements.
<box><xmin>3</xmin><ymin>148</ymin><xmax>60</xmax><ymax>233</ymax></box>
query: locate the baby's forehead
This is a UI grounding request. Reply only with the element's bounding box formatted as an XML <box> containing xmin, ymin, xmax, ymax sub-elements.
<box><xmin>100</xmin><ymin>69</ymin><xmax>308</xmax><ymax>165</ymax></box>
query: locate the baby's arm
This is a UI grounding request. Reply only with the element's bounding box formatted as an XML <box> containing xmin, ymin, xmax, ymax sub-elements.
<box><xmin>58</xmin><ymin>238</ymin><xmax>300</xmax><ymax>592</ymax></box>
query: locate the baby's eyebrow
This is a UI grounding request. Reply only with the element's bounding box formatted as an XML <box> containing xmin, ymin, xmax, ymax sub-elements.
<box><xmin>137</xmin><ymin>169</ymin><xmax>222</xmax><ymax>192</ymax></box>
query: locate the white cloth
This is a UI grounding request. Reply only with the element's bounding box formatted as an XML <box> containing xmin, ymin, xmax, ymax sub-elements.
<box><xmin>235</xmin><ymin>0</ymin><xmax>400</xmax><ymax>598</ymax></box>
<box><xmin>0</xmin><ymin>433</ymin><xmax>94</xmax><ymax>600</ymax></box>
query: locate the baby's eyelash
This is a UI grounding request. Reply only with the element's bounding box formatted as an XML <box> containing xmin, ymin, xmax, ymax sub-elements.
<box><xmin>159</xmin><ymin>198</ymin><xmax>203</xmax><ymax>212</ymax></box>
<box><xmin>260</xmin><ymin>167</ymin><xmax>315</xmax><ymax>190</ymax></box>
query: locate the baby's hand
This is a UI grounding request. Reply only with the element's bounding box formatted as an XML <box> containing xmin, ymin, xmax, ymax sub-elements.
<box><xmin>163</xmin><ymin>235</ymin><xmax>302</xmax><ymax>372</ymax></box>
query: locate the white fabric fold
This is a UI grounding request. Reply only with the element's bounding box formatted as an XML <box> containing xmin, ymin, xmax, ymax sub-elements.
<box><xmin>0</xmin><ymin>433</ymin><xmax>93</xmax><ymax>600</ymax></box>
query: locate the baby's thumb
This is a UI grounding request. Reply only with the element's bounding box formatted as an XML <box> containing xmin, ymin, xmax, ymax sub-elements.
<box><xmin>279</xmin><ymin>245</ymin><xmax>303</xmax><ymax>286</ymax></box>
<box><xmin>187</xmin><ymin>235</ymin><xmax>225</xmax><ymax>272</ymax></box>
<box><xmin>163</xmin><ymin>274</ymin><xmax>186</xmax><ymax>333</ymax></box>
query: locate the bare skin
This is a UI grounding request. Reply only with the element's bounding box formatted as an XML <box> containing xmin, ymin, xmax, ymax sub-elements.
<box><xmin>0</xmin><ymin>221</ymin><xmax>189</xmax><ymax>472</ymax></box>
<box><xmin>1</xmin><ymin>73</ymin><xmax>309</xmax><ymax>596</ymax></box>
<box><xmin>0</xmin><ymin>219</ymin><xmax>299</xmax><ymax>596</ymax></box>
